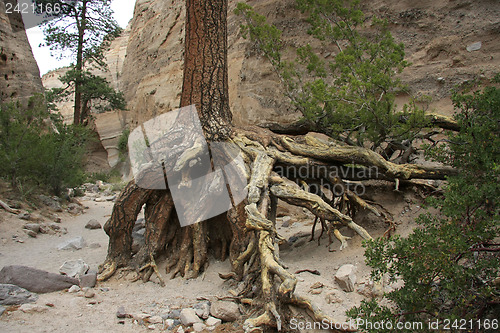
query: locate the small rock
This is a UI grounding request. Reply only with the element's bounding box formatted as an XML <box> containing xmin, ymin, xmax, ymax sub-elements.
<box><xmin>23</xmin><ymin>223</ymin><xmax>41</xmax><ymax>233</ymax></box>
<box><xmin>85</xmin><ymin>219</ymin><xmax>102</xmax><ymax>230</ymax></box>
<box><xmin>166</xmin><ymin>309</ymin><xmax>181</xmax><ymax>319</ymax></box>
<box><xmin>164</xmin><ymin>319</ymin><xmax>175</xmax><ymax>329</ymax></box>
<box><xmin>325</xmin><ymin>291</ymin><xmax>343</xmax><ymax>304</ymax></box>
<box><xmin>19</xmin><ymin>303</ymin><xmax>47</xmax><ymax>313</ymax></box>
<box><xmin>281</xmin><ymin>220</ymin><xmax>290</xmax><ymax>228</ymax></box>
<box><xmin>466</xmin><ymin>41</ymin><xmax>482</xmax><ymax>52</ymax></box>
<box><xmin>116</xmin><ymin>306</ymin><xmax>129</xmax><ymax>319</ymax></box>
<box><xmin>148</xmin><ymin>315</ymin><xmax>163</xmax><ymax>324</ymax></box>
<box><xmin>0</xmin><ymin>284</ymin><xmax>38</xmax><ymax>305</ymax></box>
<box><xmin>89</xmin><ymin>243</ymin><xmax>101</xmax><ymax>249</ymax></box>
<box><xmin>176</xmin><ymin>326</ymin><xmax>185</xmax><ymax>333</ymax></box>
<box><xmin>94</xmin><ymin>197</ymin><xmax>105</xmax><ymax>202</ymax></box>
<box><xmin>0</xmin><ymin>266</ymin><xmax>79</xmax><ymax>293</ymax></box>
<box><xmin>180</xmin><ymin>308</ymin><xmax>203</xmax><ymax>326</ymax></box>
<box><xmin>205</xmin><ymin>316</ymin><xmax>222</xmax><ymax>327</ymax></box>
<box><xmin>310</xmin><ymin>282</ymin><xmax>323</xmax><ymax>289</ymax></box>
<box><xmin>80</xmin><ymin>271</ymin><xmax>97</xmax><ymax>288</ymax></box>
<box><xmin>84</xmin><ymin>289</ymin><xmax>95</xmax><ymax>298</ymax></box>
<box><xmin>148</xmin><ymin>324</ymin><xmax>155</xmax><ymax>330</ymax></box>
<box><xmin>334</xmin><ymin>264</ymin><xmax>357</xmax><ymax>292</ymax></box>
<box><xmin>210</xmin><ymin>301</ymin><xmax>240</xmax><ymax>322</ymax></box>
<box><xmin>67</xmin><ymin>203</ymin><xmax>84</xmax><ymax>215</ymax></box>
<box><xmin>0</xmin><ymin>305</ymin><xmax>5</xmax><ymax>316</ymax></box>
<box><xmin>38</xmin><ymin>195</ymin><xmax>62</xmax><ymax>212</ymax></box>
<box><xmin>68</xmin><ymin>285</ymin><xmax>80</xmax><ymax>293</ymax></box>
<box><xmin>132</xmin><ymin>313</ymin><xmax>151</xmax><ymax>322</ymax></box>
<box><xmin>23</xmin><ymin>229</ymin><xmax>37</xmax><ymax>238</ymax></box>
<box><xmin>193</xmin><ymin>322</ymin><xmax>206</xmax><ymax>332</ymax></box>
<box><xmin>57</xmin><ymin>236</ymin><xmax>87</xmax><ymax>250</ymax></box>
<box><xmin>59</xmin><ymin>259</ymin><xmax>89</xmax><ymax>278</ymax></box>
<box><xmin>310</xmin><ymin>289</ymin><xmax>322</xmax><ymax>295</ymax></box>
<box><xmin>194</xmin><ymin>301</ymin><xmax>210</xmax><ymax>319</ymax></box>
<box><xmin>19</xmin><ymin>213</ymin><xmax>31</xmax><ymax>221</ymax></box>
<box><xmin>105</xmin><ymin>195</ymin><xmax>117</xmax><ymax>201</ymax></box>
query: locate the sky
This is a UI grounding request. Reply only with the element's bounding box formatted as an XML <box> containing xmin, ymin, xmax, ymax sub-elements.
<box><xmin>25</xmin><ymin>0</ymin><xmax>136</xmax><ymax>76</ymax></box>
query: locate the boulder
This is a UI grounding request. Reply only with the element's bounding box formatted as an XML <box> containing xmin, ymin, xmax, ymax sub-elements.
<box><xmin>334</xmin><ymin>264</ymin><xmax>357</xmax><ymax>292</ymax></box>
<box><xmin>0</xmin><ymin>266</ymin><xmax>79</xmax><ymax>293</ymax></box>
<box><xmin>38</xmin><ymin>195</ymin><xmax>62</xmax><ymax>212</ymax></box>
<box><xmin>59</xmin><ymin>259</ymin><xmax>89</xmax><ymax>278</ymax></box>
<box><xmin>0</xmin><ymin>284</ymin><xmax>38</xmax><ymax>305</ymax></box>
<box><xmin>209</xmin><ymin>301</ymin><xmax>240</xmax><ymax>322</ymax></box>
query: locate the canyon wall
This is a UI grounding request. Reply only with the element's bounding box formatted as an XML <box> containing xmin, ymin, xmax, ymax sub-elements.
<box><xmin>0</xmin><ymin>0</ymin><xmax>43</xmax><ymax>104</ymax></box>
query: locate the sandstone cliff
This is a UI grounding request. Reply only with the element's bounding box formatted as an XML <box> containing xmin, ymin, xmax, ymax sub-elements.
<box><xmin>0</xmin><ymin>0</ymin><xmax>43</xmax><ymax>104</ymax></box>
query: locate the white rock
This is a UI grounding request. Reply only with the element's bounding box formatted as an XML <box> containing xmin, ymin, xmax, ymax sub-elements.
<box><xmin>59</xmin><ymin>259</ymin><xmax>89</xmax><ymax>278</ymax></box>
<box><xmin>19</xmin><ymin>304</ymin><xmax>47</xmax><ymax>313</ymax></box>
<box><xmin>57</xmin><ymin>237</ymin><xmax>87</xmax><ymax>250</ymax></box>
<box><xmin>210</xmin><ymin>301</ymin><xmax>240</xmax><ymax>322</ymax></box>
<box><xmin>193</xmin><ymin>322</ymin><xmax>206</xmax><ymax>332</ymax></box>
<box><xmin>176</xmin><ymin>326</ymin><xmax>185</xmax><ymax>333</ymax></box>
<box><xmin>205</xmin><ymin>316</ymin><xmax>222</xmax><ymax>326</ymax></box>
<box><xmin>466</xmin><ymin>41</ymin><xmax>482</xmax><ymax>52</ymax></box>
<box><xmin>68</xmin><ymin>285</ymin><xmax>81</xmax><ymax>293</ymax></box>
<box><xmin>148</xmin><ymin>315</ymin><xmax>163</xmax><ymax>324</ymax></box>
<box><xmin>180</xmin><ymin>308</ymin><xmax>202</xmax><ymax>326</ymax></box>
<box><xmin>334</xmin><ymin>264</ymin><xmax>357</xmax><ymax>292</ymax></box>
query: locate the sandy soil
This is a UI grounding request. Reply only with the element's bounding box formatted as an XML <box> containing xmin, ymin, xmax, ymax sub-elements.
<box><xmin>0</xmin><ymin>182</ymin><xmax>429</xmax><ymax>332</ymax></box>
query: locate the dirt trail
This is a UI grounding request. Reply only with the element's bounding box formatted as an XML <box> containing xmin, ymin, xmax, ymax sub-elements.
<box><xmin>0</xmin><ymin>187</ymin><xmax>423</xmax><ymax>332</ymax></box>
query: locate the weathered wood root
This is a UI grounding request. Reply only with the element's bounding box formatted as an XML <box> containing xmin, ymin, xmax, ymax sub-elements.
<box><xmin>0</xmin><ymin>199</ymin><xmax>19</xmax><ymax>214</ymax></box>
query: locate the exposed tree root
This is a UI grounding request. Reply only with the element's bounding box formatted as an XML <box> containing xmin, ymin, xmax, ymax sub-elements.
<box><xmin>99</xmin><ymin>128</ymin><xmax>455</xmax><ymax>331</ymax></box>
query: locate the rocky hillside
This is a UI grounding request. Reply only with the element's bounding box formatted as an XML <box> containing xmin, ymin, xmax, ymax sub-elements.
<box><xmin>42</xmin><ymin>0</ymin><xmax>500</xmax><ymax>165</ymax></box>
<box><xmin>0</xmin><ymin>0</ymin><xmax>43</xmax><ymax>104</ymax></box>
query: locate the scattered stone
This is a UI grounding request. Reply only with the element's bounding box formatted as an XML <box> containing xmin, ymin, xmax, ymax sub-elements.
<box><xmin>59</xmin><ymin>259</ymin><xmax>89</xmax><ymax>278</ymax></box>
<box><xmin>334</xmin><ymin>264</ymin><xmax>357</xmax><ymax>292</ymax></box>
<box><xmin>210</xmin><ymin>301</ymin><xmax>240</xmax><ymax>322</ymax></box>
<box><xmin>310</xmin><ymin>282</ymin><xmax>323</xmax><ymax>289</ymax></box>
<box><xmin>180</xmin><ymin>308</ymin><xmax>203</xmax><ymax>326</ymax></box>
<box><xmin>68</xmin><ymin>285</ymin><xmax>80</xmax><ymax>293</ymax></box>
<box><xmin>164</xmin><ymin>319</ymin><xmax>175</xmax><ymax>329</ymax></box>
<box><xmin>176</xmin><ymin>326</ymin><xmax>185</xmax><ymax>333</ymax></box>
<box><xmin>0</xmin><ymin>284</ymin><xmax>38</xmax><ymax>305</ymax></box>
<box><xmin>194</xmin><ymin>301</ymin><xmax>210</xmax><ymax>319</ymax></box>
<box><xmin>325</xmin><ymin>291</ymin><xmax>343</xmax><ymax>304</ymax></box>
<box><xmin>94</xmin><ymin>197</ymin><xmax>105</xmax><ymax>202</ymax></box>
<box><xmin>205</xmin><ymin>316</ymin><xmax>222</xmax><ymax>327</ymax></box>
<box><xmin>19</xmin><ymin>213</ymin><xmax>31</xmax><ymax>221</ymax></box>
<box><xmin>85</xmin><ymin>219</ymin><xmax>102</xmax><ymax>230</ymax></box>
<box><xmin>0</xmin><ymin>305</ymin><xmax>5</xmax><ymax>316</ymax></box>
<box><xmin>310</xmin><ymin>289</ymin><xmax>322</xmax><ymax>295</ymax></box>
<box><xmin>105</xmin><ymin>195</ymin><xmax>117</xmax><ymax>202</ymax></box>
<box><xmin>67</xmin><ymin>203</ymin><xmax>84</xmax><ymax>215</ymax></box>
<box><xmin>166</xmin><ymin>309</ymin><xmax>181</xmax><ymax>319</ymax></box>
<box><xmin>19</xmin><ymin>303</ymin><xmax>47</xmax><ymax>313</ymax></box>
<box><xmin>148</xmin><ymin>315</ymin><xmax>163</xmax><ymax>324</ymax></box>
<box><xmin>38</xmin><ymin>195</ymin><xmax>62</xmax><ymax>212</ymax></box>
<box><xmin>80</xmin><ymin>271</ymin><xmax>97</xmax><ymax>288</ymax></box>
<box><xmin>116</xmin><ymin>306</ymin><xmax>129</xmax><ymax>319</ymax></box>
<box><xmin>132</xmin><ymin>313</ymin><xmax>151</xmax><ymax>322</ymax></box>
<box><xmin>0</xmin><ymin>266</ymin><xmax>79</xmax><ymax>293</ymax></box>
<box><xmin>23</xmin><ymin>223</ymin><xmax>40</xmax><ymax>233</ymax></box>
<box><xmin>193</xmin><ymin>322</ymin><xmax>206</xmax><ymax>332</ymax></box>
<box><xmin>23</xmin><ymin>229</ymin><xmax>37</xmax><ymax>238</ymax></box>
<box><xmin>57</xmin><ymin>236</ymin><xmax>87</xmax><ymax>250</ymax></box>
<box><xmin>466</xmin><ymin>41</ymin><xmax>482</xmax><ymax>52</ymax></box>
<box><xmin>84</xmin><ymin>289</ymin><xmax>95</xmax><ymax>298</ymax></box>
<box><xmin>148</xmin><ymin>324</ymin><xmax>155</xmax><ymax>330</ymax></box>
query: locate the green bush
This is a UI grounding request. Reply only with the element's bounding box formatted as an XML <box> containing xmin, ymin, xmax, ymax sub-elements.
<box><xmin>347</xmin><ymin>81</ymin><xmax>500</xmax><ymax>332</ymax></box>
<box><xmin>0</xmin><ymin>95</ymin><xmax>90</xmax><ymax>195</ymax></box>
<box><xmin>236</xmin><ymin>0</ymin><xmax>429</xmax><ymax>150</ymax></box>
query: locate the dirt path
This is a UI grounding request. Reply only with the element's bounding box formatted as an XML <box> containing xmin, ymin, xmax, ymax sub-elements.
<box><xmin>0</xmin><ymin>187</ymin><xmax>422</xmax><ymax>332</ymax></box>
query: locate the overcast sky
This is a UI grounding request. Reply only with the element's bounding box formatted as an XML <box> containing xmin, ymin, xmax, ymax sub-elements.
<box><xmin>25</xmin><ymin>0</ymin><xmax>136</xmax><ymax>76</ymax></box>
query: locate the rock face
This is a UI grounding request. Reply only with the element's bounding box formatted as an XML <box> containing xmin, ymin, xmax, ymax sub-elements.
<box><xmin>0</xmin><ymin>0</ymin><xmax>43</xmax><ymax>104</ymax></box>
<box><xmin>43</xmin><ymin>0</ymin><xmax>500</xmax><ymax>166</ymax></box>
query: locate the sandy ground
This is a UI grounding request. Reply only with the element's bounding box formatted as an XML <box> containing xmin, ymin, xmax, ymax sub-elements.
<box><xmin>0</xmin><ymin>184</ymin><xmax>427</xmax><ymax>332</ymax></box>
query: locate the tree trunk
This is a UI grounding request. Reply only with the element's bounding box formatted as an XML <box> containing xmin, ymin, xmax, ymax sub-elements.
<box><xmin>73</xmin><ymin>0</ymin><xmax>87</xmax><ymax>125</ymax></box>
<box><xmin>98</xmin><ymin>0</ymin><xmax>457</xmax><ymax>331</ymax></box>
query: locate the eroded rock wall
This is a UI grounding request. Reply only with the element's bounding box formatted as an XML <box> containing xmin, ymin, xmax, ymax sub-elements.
<box><xmin>0</xmin><ymin>0</ymin><xmax>43</xmax><ymax>104</ymax></box>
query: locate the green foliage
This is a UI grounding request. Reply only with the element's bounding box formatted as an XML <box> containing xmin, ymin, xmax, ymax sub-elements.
<box><xmin>0</xmin><ymin>95</ymin><xmax>90</xmax><ymax>195</ymax></box>
<box><xmin>347</xmin><ymin>81</ymin><xmax>500</xmax><ymax>332</ymax></box>
<box><xmin>235</xmin><ymin>0</ymin><xmax>429</xmax><ymax>150</ymax></box>
<box><xmin>118</xmin><ymin>127</ymin><xmax>130</xmax><ymax>161</ymax></box>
